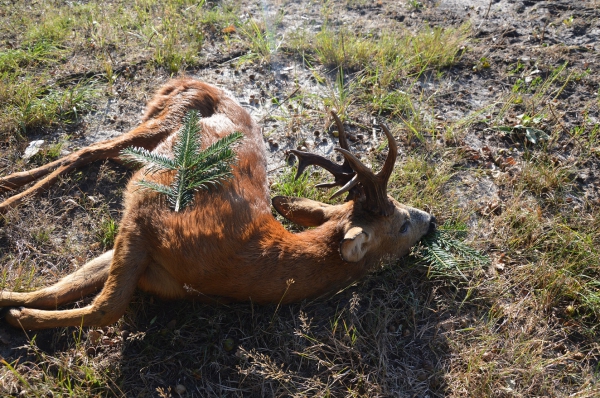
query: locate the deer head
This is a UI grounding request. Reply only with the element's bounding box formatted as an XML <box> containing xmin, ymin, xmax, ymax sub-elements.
<box><xmin>273</xmin><ymin>111</ymin><xmax>436</xmax><ymax>263</ymax></box>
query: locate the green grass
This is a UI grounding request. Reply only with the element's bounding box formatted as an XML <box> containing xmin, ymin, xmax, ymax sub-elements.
<box><xmin>149</xmin><ymin>2</ymin><xmax>207</xmax><ymax>73</ymax></box>
<box><xmin>237</xmin><ymin>18</ymin><xmax>280</xmax><ymax>63</ymax></box>
<box><xmin>0</xmin><ymin>40</ymin><xmax>62</xmax><ymax>73</ymax></box>
<box><xmin>288</xmin><ymin>23</ymin><xmax>468</xmax><ymax>142</ymax></box>
<box><xmin>98</xmin><ymin>216</ymin><xmax>119</xmax><ymax>249</ymax></box>
<box><xmin>290</xmin><ymin>23</ymin><xmax>468</xmax><ymax>75</ymax></box>
<box><xmin>0</xmin><ymin>0</ymin><xmax>240</xmax><ymax>139</ymax></box>
<box><xmin>388</xmin><ymin>150</ymin><xmax>455</xmax><ymax>210</ymax></box>
<box><xmin>270</xmin><ymin>166</ymin><xmax>330</xmax><ymax>201</ymax></box>
<box><xmin>0</xmin><ymin>74</ymin><xmax>98</xmax><ymax>137</ymax></box>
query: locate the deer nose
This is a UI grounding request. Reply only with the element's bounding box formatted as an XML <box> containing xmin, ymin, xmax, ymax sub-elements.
<box><xmin>428</xmin><ymin>216</ymin><xmax>437</xmax><ymax>235</ymax></box>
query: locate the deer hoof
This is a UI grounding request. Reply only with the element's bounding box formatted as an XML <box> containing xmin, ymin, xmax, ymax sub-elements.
<box><xmin>5</xmin><ymin>307</ymin><xmax>26</xmax><ymax>328</ymax></box>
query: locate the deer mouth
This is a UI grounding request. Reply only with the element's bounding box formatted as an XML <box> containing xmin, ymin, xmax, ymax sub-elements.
<box><xmin>427</xmin><ymin>216</ymin><xmax>437</xmax><ymax>235</ymax></box>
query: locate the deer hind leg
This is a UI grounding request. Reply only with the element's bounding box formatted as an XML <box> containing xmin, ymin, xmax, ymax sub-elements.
<box><xmin>0</xmin><ymin>250</ymin><xmax>113</xmax><ymax>310</ymax></box>
<box><xmin>4</xmin><ymin>234</ymin><xmax>151</xmax><ymax>330</ymax></box>
<box><xmin>0</xmin><ymin>79</ymin><xmax>221</xmax><ymax>214</ymax></box>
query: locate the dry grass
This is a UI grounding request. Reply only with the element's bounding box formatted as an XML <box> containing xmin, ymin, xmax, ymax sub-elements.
<box><xmin>1</xmin><ymin>0</ymin><xmax>600</xmax><ymax>397</ymax></box>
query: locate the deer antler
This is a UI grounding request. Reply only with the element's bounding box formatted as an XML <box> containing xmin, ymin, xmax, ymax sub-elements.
<box><xmin>290</xmin><ymin>111</ymin><xmax>398</xmax><ymax>216</ymax></box>
<box><xmin>288</xmin><ymin>111</ymin><xmax>355</xmax><ymax>196</ymax></box>
<box><xmin>335</xmin><ymin>122</ymin><xmax>397</xmax><ymax>216</ymax></box>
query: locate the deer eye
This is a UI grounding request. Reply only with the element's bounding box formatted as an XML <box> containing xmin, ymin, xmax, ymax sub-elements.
<box><xmin>400</xmin><ymin>221</ymin><xmax>410</xmax><ymax>234</ymax></box>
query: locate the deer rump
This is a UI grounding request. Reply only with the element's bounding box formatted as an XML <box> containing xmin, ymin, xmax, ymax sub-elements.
<box><xmin>0</xmin><ymin>78</ymin><xmax>435</xmax><ymax>330</ymax></box>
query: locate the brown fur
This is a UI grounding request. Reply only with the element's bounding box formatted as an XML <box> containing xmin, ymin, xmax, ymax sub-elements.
<box><xmin>0</xmin><ymin>79</ymin><xmax>434</xmax><ymax>330</ymax></box>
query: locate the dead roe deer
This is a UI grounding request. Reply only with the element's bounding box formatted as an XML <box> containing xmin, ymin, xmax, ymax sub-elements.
<box><xmin>0</xmin><ymin>78</ymin><xmax>436</xmax><ymax>330</ymax></box>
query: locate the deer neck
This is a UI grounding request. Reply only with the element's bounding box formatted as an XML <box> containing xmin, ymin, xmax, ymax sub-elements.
<box><xmin>252</xmin><ymin>214</ymin><xmax>376</xmax><ymax>303</ymax></box>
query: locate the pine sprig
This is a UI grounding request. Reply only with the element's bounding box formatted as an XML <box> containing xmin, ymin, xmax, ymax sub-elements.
<box><xmin>119</xmin><ymin>110</ymin><xmax>243</xmax><ymax>212</ymax></box>
<box><xmin>119</xmin><ymin>146</ymin><xmax>177</xmax><ymax>173</ymax></box>
<box><xmin>417</xmin><ymin>222</ymin><xmax>489</xmax><ymax>281</ymax></box>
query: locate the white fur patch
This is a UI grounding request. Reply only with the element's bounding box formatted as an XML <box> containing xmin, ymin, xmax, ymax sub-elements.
<box><xmin>201</xmin><ymin>113</ymin><xmax>236</xmax><ymax>135</ymax></box>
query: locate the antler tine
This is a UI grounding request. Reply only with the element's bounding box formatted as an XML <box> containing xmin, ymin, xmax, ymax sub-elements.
<box><xmin>329</xmin><ymin>174</ymin><xmax>359</xmax><ymax>200</ymax></box>
<box><xmin>330</xmin><ymin>111</ymin><xmax>350</xmax><ymax>151</ymax></box>
<box><xmin>377</xmin><ymin>123</ymin><xmax>398</xmax><ymax>186</ymax></box>
<box><xmin>334</xmin><ymin>147</ymin><xmax>374</xmax><ymax>177</ymax></box>
<box><xmin>288</xmin><ymin>149</ymin><xmax>351</xmax><ymax>184</ymax></box>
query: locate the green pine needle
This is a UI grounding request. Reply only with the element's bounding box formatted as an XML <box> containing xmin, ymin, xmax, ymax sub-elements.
<box><xmin>119</xmin><ymin>146</ymin><xmax>177</xmax><ymax>173</ymax></box>
<box><xmin>416</xmin><ymin>222</ymin><xmax>489</xmax><ymax>281</ymax></box>
<box><xmin>119</xmin><ymin>110</ymin><xmax>243</xmax><ymax>212</ymax></box>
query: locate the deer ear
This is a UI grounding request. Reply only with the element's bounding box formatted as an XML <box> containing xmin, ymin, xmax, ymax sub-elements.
<box><xmin>340</xmin><ymin>226</ymin><xmax>371</xmax><ymax>262</ymax></box>
<box><xmin>272</xmin><ymin>196</ymin><xmax>336</xmax><ymax>227</ymax></box>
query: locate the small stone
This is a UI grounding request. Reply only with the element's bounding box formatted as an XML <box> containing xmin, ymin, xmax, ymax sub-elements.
<box><xmin>175</xmin><ymin>384</ymin><xmax>186</xmax><ymax>395</ymax></box>
<box><xmin>167</xmin><ymin>319</ymin><xmax>177</xmax><ymax>330</ymax></box>
<box><xmin>88</xmin><ymin>330</ymin><xmax>102</xmax><ymax>345</ymax></box>
<box><xmin>566</xmin><ymin>305</ymin><xmax>575</xmax><ymax>316</ymax></box>
<box><xmin>223</xmin><ymin>338</ymin><xmax>235</xmax><ymax>352</ymax></box>
<box><xmin>23</xmin><ymin>140</ymin><xmax>45</xmax><ymax>160</ymax></box>
<box><xmin>423</xmin><ymin>360</ymin><xmax>434</xmax><ymax>371</ymax></box>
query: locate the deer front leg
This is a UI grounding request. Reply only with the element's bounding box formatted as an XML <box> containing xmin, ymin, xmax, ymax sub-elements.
<box><xmin>4</xmin><ymin>233</ymin><xmax>150</xmax><ymax>330</ymax></box>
